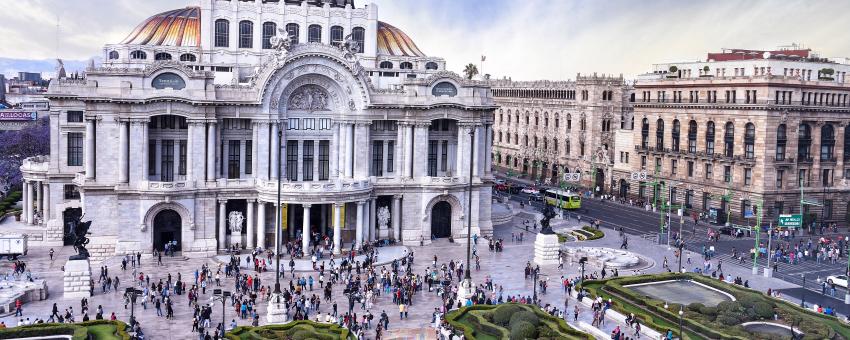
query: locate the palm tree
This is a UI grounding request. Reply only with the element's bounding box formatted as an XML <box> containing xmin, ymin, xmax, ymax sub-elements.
<box><xmin>463</xmin><ymin>63</ymin><xmax>479</xmax><ymax>80</ymax></box>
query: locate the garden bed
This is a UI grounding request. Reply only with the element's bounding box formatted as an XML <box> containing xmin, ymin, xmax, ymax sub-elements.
<box><xmin>0</xmin><ymin>320</ymin><xmax>130</xmax><ymax>340</ymax></box>
<box><xmin>225</xmin><ymin>320</ymin><xmax>354</xmax><ymax>340</ymax></box>
<box><xmin>446</xmin><ymin>303</ymin><xmax>593</xmax><ymax>340</ymax></box>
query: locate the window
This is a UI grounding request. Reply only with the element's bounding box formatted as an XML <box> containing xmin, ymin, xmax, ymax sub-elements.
<box><xmin>640</xmin><ymin>156</ymin><xmax>647</xmax><ymax>170</ymax></box>
<box><xmin>640</xmin><ymin>118</ymin><xmax>649</xmax><ymax>148</ymax></box>
<box><xmin>318</xmin><ymin>141</ymin><xmax>329</xmax><ymax>180</ymax></box>
<box><xmin>744</xmin><ymin>168</ymin><xmax>752</xmax><ymax>186</ymax></box>
<box><xmin>799</xmin><ymin>169</ymin><xmax>808</xmax><ymax>187</ymax></box>
<box><xmin>285</xmin><ymin>23</ymin><xmax>300</xmax><ymax>44</ymax></box>
<box><xmin>351</xmin><ymin>27</ymin><xmax>365</xmax><ymax>53</ymax></box>
<box><xmin>724</xmin><ymin>165</ymin><xmax>732</xmax><ymax>183</ymax></box>
<box><xmin>428</xmin><ymin>141</ymin><xmax>438</xmax><ymax>176</ymax></box>
<box><xmin>64</xmin><ymin>184</ymin><xmax>80</xmax><ymax>200</ymax></box>
<box><xmin>215</xmin><ymin>19</ymin><xmax>229</xmax><ymax>47</ymax></box>
<box><xmin>286</xmin><ymin>140</ymin><xmax>298</xmax><ymax>180</ymax></box>
<box><xmin>179</xmin><ymin>53</ymin><xmax>196</xmax><ymax>62</ymax></box>
<box><xmin>656</xmin><ymin>119</ymin><xmax>664</xmax><ymax>148</ymax></box>
<box><xmin>425</xmin><ymin>62</ymin><xmax>438</xmax><ymax>70</ymax></box>
<box><xmin>687</xmin><ymin>120</ymin><xmax>697</xmax><ymax>153</ymax></box>
<box><xmin>287</xmin><ymin>118</ymin><xmax>299</xmax><ymax>130</ymax></box>
<box><xmin>308</xmin><ymin>24</ymin><xmax>322</xmax><ymax>43</ymax></box>
<box><xmin>776</xmin><ymin>169</ymin><xmax>784</xmax><ymax>188</ymax></box>
<box><xmin>687</xmin><ymin>161</ymin><xmax>694</xmax><ymax>177</ymax></box>
<box><xmin>776</xmin><ymin>124</ymin><xmax>786</xmax><ymax>161</ymax></box>
<box><xmin>148</xmin><ymin>140</ymin><xmax>156</xmax><ymax>176</ymax></box>
<box><xmin>303</xmin><ymin>118</ymin><xmax>315</xmax><ymax>130</ymax></box>
<box><xmin>67</xmin><ymin>111</ymin><xmax>84</xmax><ymax>123</ymax></box>
<box><xmin>705</xmin><ymin>121</ymin><xmax>715</xmax><ymax>154</ymax></box>
<box><xmin>703</xmin><ymin>192</ymin><xmax>710</xmax><ymax>210</ymax></box>
<box><xmin>179</xmin><ymin>140</ymin><xmax>187</xmax><ymax>176</ymax></box>
<box><xmin>823</xmin><ymin>168</ymin><xmax>832</xmax><ymax>187</ymax></box>
<box><xmin>775</xmin><ymin>201</ymin><xmax>784</xmax><ymax>216</ymax></box>
<box><xmin>399</xmin><ymin>62</ymin><xmax>413</xmax><ymax>70</ymax></box>
<box><xmin>671</xmin><ymin>159</ymin><xmax>678</xmax><ymax>175</ymax></box>
<box><xmin>379</xmin><ymin>61</ymin><xmax>393</xmax><ymax>69</ymax></box>
<box><xmin>671</xmin><ymin>119</ymin><xmax>680</xmax><ymax>152</ymax></box>
<box><xmin>130</xmin><ymin>50</ymin><xmax>147</xmax><ymax>59</ymax></box>
<box><xmin>798</xmin><ymin>123</ymin><xmax>811</xmax><ymax>160</ymax></box>
<box><xmin>441</xmin><ymin>140</ymin><xmax>448</xmax><ymax>171</ymax></box>
<box><xmin>372</xmin><ymin>141</ymin><xmax>384</xmax><ymax>177</ymax></box>
<box><xmin>744</xmin><ymin>123</ymin><xmax>755</xmax><ymax>159</ymax></box>
<box><xmin>821</xmin><ymin>124</ymin><xmax>835</xmax><ymax>161</ymax></box>
<box><xmin>154</xmin><ymin>52</ymin><xmax>172</xmax><ymax>61</ymax></box>
<box><xmin>160</xmin><ymin>140</ymin><xmax>174</xmax><ymax>182</ymax></box>
<box><xmin>655</xmin><ymin>157</ymin><xmax>661</xmax><ymax>170</ymax></box>
<box><xmin>262</xmin><ymin>22</ymin><xmax>277</xmax><ymax>49</ymax></box>
<box><xmin>741</xmin><ymin>200</ymin><xmax>751</xmax><ymax>218</ymax></box>
<box><xmin>244</xmin><ymin>140</ymin><xmax>252</xmax><ymax>174</ymax></box>
<box><xmin>239</xmin><ymin>20</ymin><xmax>253</xmax><ymax>48</ymax></box>
<box><xmin>303</xmin><ymin>141</ymin><xmax>314</xmax><ymax>181</ymax></box>
<box><xmin>67</xmin><ymin>133</ymin><xmax>83</xmax><ymax>166</ymax></box>
<box><xmin>705</xmin><ymin>163</ymin><xmax>713</xmax><ymax>180</ymax></box>
<box><xmin>330</xmin><ymin>26</ymin><xmax>344</xmax><ymax>47</ymax></box>
<box><xmin>108</xmin><ymin>51</ymin><xmax>119</xmax><ymax>60</ymax></box>
<box><xmin>723</xmin><ymin>122</ymin><xmax>734</xmax><ymax>157</ymax></box>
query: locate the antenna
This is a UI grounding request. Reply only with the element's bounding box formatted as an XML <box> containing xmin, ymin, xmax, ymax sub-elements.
<box><xmin>55</xmin><ymin>15</ymin><xmax>60</xmax><ymax>60</ymax></box>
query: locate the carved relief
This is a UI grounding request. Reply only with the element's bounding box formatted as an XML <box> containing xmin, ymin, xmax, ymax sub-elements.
<box><xmin>288</xmin><ymin>85</ymin><xmax>330</xmax><ymax>111</ymax></box>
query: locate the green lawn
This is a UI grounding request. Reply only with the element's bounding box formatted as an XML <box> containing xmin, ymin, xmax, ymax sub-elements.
<box><xmin>85</xmin><ymin>324</ymin><xmax>119</xmax><ymax>340</ymax></box>
<box><xmin>446</xmin><ymin>303</ymin><xmax>593</xmax><ymax>340</ymax></box>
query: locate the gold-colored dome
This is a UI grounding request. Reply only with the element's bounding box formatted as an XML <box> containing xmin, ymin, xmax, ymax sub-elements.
<box><xmin>377</xmin><ymin>21</ymin><xmax>426</xmax><ymax>57</ymax></box>
<box><xmin>121</xmin><ymin>7</ymin><xmax>200</xmax><ymax>47</ymax></box>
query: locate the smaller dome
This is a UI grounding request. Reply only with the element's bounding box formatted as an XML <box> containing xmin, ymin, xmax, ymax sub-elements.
<box><xmin>377</xmin><ymin>21</ymin><xmax>426</xmax><ymax>57</ymax></box>
<box><xmin>121</xmin><ymin>7</ymin><xmax>200</xmax><ymax>47</ymax></box>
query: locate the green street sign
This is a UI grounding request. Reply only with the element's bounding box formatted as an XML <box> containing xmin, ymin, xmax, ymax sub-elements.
<box><xmin>778</xmin><ymin>214</ymin><xmax>802</xmax><ymax>229</ymax></box>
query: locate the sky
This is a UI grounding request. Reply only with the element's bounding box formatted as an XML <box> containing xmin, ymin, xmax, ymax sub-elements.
<box><xmin>2</xmin><ymin>0</ymin><xmax>849</xmax><ymax>80</ymax></box>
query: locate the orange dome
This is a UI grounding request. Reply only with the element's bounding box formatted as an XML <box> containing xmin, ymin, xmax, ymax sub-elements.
<box><xmin>377</xmin><ymin>21</ymin><xmax>426</xmax><ymax>57</ymax></box>
<box><xmin>121</xmin><ymin>7</ymin><xmax>201</xmax><ymax>47</ymax></box>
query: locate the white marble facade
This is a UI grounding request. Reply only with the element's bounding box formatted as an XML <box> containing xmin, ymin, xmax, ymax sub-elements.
<box><xmin>21</xmin><ymin>0</ymin><xmax>495</xmax><ymax>257</ymax></box>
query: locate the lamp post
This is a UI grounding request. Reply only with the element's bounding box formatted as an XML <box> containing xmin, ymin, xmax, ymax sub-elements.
<box><xmin>678</xmin><ymin>306</ymin><xmax>684</xmax><ymax>340</ymax></box>
<box><xmin>579</xmin><ymin>257</ymin><xmax>587</xmax><ymax>282</ymax></box>
<box><xmin>275</xmin><ymin>129</ymin><xmax>283</xmax><ymax>294</ymax></box>
<box><xmin>800</xmin><ymin>274</ymin><xmax>807</xmax><ymax>308</ymax></box>
<box><xmin>677</xmin><ymin>239</ymin><xmax>684</xmax><ymax>273</ymax></box>
<box><xmin>124</xmin><ymin>287</ymin><xmax>142</xmax><ymax>327</ymax></box>
<box><xmin>212</xmin><ymin>289</ymin><xmax>232</xmax><ymax>338</ymax></box>
<box><xmin>459</xmin><ymin>127</ymin><xmax>476</xmax><ymax>305</ymax></box>
<box><xmin>532</xmin><ymin>267</ymin><xmax>539</xmax><ymax>305</ymax></box>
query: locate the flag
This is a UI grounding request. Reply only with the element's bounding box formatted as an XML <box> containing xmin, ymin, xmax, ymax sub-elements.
<box><xmin>481</xmin><ymin>55</ymin><xmax>486</xmax><ymax>62</ymax></box>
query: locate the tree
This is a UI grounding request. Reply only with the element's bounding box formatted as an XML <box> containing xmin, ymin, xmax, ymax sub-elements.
<box><xmin>0</xmin><ymin>117</ymin><xmax>50</xmax><ymax>197</ymax></box>
<box><xmin>668</xmin><ymin>65</ymin><xmax>678</xmax><ymax>73</ymax></box>
<box><xmin>463</xmin><ymin>63</ymin><xmax>479</xmax><ymax>80</ymax></box>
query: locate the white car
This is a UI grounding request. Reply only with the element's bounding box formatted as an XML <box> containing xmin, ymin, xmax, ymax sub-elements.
<box><xmin>493</xmin><ymin>179</ymin><xmax>506</xmax><ymax>185</ymax></box>
<box><xmin>521</xmin><ymin>187</ymin><xmax>539</xmax><ymax>195</ymax></box>
<box><xmin>826</xmin><ymin>274</ymin><xmax>849</xmax><ymax>288</ymax></box>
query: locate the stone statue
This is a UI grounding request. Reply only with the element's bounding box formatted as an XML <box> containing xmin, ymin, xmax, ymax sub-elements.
<box><xmin>65</xmin><ymin>215</ymin><xmax>91</xmax><ymax>260</ymax></box>
<box><xmin>377</xmin><ymin>206</ymin><xmax>390</xmax><ymax>230</ymax></box>
<box><xmin>228</xmin><ymin>211</ymin><xmax>244</xmax><ymax>234</ymax></box>
<box><xmin>339</xmin><ymin>33</ymin><xmax>359</xmax><ymax>61</ymax></box>
<box><xmin>539</xmin><ymin>204</ymin><xmax>557</xmax><ymax>235</ymax></box>
<box><xmin>269</xmin><ymin>28</ymin><xmax>292</xmax><ymax>62</ymax></box>
<box><xmin>289</xmin><ymin>86</ymin><xmax>329</xmax><ymax>110</ymax></box>
<box><xmin>310</xmin><ymin>87</ymin><xmax>327</xmax><ymax>110</ymax></box>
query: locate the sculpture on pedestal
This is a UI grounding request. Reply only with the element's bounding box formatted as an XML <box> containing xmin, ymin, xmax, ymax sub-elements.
<box><xmin>228</xmin><ymin>211</ymin><xmax>244</xmax><ymax>234</ymax></box>
<box><xmin>377</xmin><ymin>206</ymin><xmax>390</xmax><ymax>231</ymax></box>
<box><xmin>65</xmin><ymin>215</ymin><xmax>91</xmax><ymax>260</ymax></box>
<box><xmin>539</xmin><ymin>203</ymin><xmax>556</xmax><ymax>235</ymax></box>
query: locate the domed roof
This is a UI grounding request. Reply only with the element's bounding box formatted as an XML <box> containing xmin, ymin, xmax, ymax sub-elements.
<box><xmin>377</xmin><ymin>21</ymin><xmax>426</xmax><ymax>57</ymax></box>
<box><xmin>121</xmin><ymin>7</ymin><xmax>200</xmax><ymax>47</ymax></box>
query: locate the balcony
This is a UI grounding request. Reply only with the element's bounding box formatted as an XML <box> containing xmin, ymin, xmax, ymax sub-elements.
<box><xmin>257</xmin><ymin>178</ymin><xmax>372</xmax><ymax>194</ymax></box>
<box><xmin>798</xmin><ymin>156</ymin><xmax>814</xmax><ymax>164</ymax></box>
<box><xmin>146</xmin><ymin>181</ymin><xmax>195</xmax><ymax>191</ymax></box>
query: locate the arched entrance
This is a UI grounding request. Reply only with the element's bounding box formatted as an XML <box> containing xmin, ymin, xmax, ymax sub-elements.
<box><xmin>430</xmin><ymin>201</ymin><xmax>452</xmax><ymax>238</ymax></box>
<box><xmin>153</xmin><ymin>209</ymin><xmax>181</xmax><ymax>251</ymax></box>
<box><xmin>619</xmin><ymin>179</ymin><xmax>629</xmax><ymax>198</ymax></box>
<box><xmin>594</xmin><ymin>168</ymin><xmax>605</xmax><ymax>194</ymax></box>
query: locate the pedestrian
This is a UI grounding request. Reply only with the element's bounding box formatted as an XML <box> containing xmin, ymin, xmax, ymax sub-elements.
<box><xmin>49</xmin><ymin>248</ymin><xmax>54</xmax><ymax>261</ymax></box>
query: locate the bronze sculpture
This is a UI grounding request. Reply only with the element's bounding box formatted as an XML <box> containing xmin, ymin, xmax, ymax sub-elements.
<box><xmin>65</xmin><ymin>215</ymin><xmax>91</xmax><ymax>260</ymax></box>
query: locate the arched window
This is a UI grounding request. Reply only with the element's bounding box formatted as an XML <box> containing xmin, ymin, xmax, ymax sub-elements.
<box><xmin>399</xmin><ymin>62</ymin><xmax>413</xmax><ymax>70</ymax></box>
<box><xmin>379</xmin><ymin>61</ymin><xmax>393</xmax><ymax>69</ymax></box>
<box><xmin>308</xmin><ymin>24</ymin><xmax>322</xmax><ymax>43</ymax></box>
<box><xmin>523</xmin><ymin>135</ymin><xmax>528</xmax><ymax>147</ymax></box>
<box><xmin>330</xmin><ymin>26</ymin><xmax>344</xmax><ymax>47</ymax></box>
<box><xmin>108</xmin><ymin>51</ymin><xmax>119</xmax><ymax>60</ymax></box>
<box><xmin>580</xmin><ymin>118</ymin><xmax>586</xmax><ymax>131</ymax></box>
<box><xmin>425</xmin><ymin>62</ymin><xmax>438</xmax><ymax>70</ymax></box>
<box><xmin>671</xmin><ymin>119</ymin><xmax>681</xmax><ymax>152</ymax></box>
<box><xmin>554</xmin><ymin>138</ymin><xmax>559</xmax><ymax>152</ymax></box>
<box><xmin>706</xmin><ymin>121</ymin><xmax>715</xmax><ymax>154</ymax></box>
<box><xmin>798</xmin><ymin>123</ymin><xmax>811</xmax><ymax>160</ymax></box>
<box><xmin>775</xmin><ymin>124</ymin><xmax>787</xmax><ymax>161</ymax></box>
<box><xmin>262</xmin><ymin>22</ymin><xmax>277</xmax><ymax>49</ymax></box>
<box><xmin>641</xmin><ymin>118</ymin><xmax>649</xmax><ymax>148</ymax></box>
<box><xmin>498</xmin><ymin>132</ymin><xmax>503</xmax><ymax>143</ymax></box>
<box><xmin>515</xmin><ymin>114</ymin><xmax>519</xmax><ymax>124</ymax></box>
<box><xmin>286</xmin><ymin>23</ymin><xmax>300</xmax><ymax>44</ymax></box>
<box><xmin>154</xmin><ymin>52</ymin><xmax>172</xmax><ymax>61</ymax></box>
<box><xmin>215</xmin><ymin>19</ymin><xmax>229</xmax><ymax>47</ymax></box>
<box><xmin>687</xmin><ymin>120</ymin><xmax>697</xmax><ymax>153</ymax></box>
<box><xmin>744</xmin><ymin>123</ymin><xmax>755</xmax><ymax>159</ymax></box>
<box><xmin>351</xmin><ymin>27</ymin><xmax>365</xmax><ymax>53</ymax></box>
<box><xmin>179</xmin><ymin>53</ymin><xmax>196</xmax><ymax>62</ymax></box>
<box><xmin>723</xmin><ymin>122</ymin><xmax>735</xmax><ymax>157</ymax></box>
<box><xmin>821</xmin><ymin>124</ymin><xmax>835</xmax><ymax>161</ymax></box>
<box><xmin>514</xmin><ymin>134</ymin><xmax>518</xmax><ymax>146</ymax></box>
<box><xmin>239</xmin><ymin>20</ymin><xmax>253</xmax><ymax>48</ymax></box>
<box><xmin>567</xmin><ymin>114</ymin><xmax>572</xmax><ymax>130</ymax></box>
<box><xmin>130</xmin><ymin>50</ymin><xmax>147</xmax><ymax>60</ymax></box>
<box><xmin>656</xmin><ymin>119</ymin><xmax>665</xmax><ymax>149</ymax></box>
<box><xmin>566</xmin><ymin>140</ymin><xmax>571</xmax><ymax>155</ymax></box>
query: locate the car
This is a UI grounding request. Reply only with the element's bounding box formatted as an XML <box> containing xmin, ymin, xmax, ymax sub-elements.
<box><xmin>529</xmin><ymin>192</ymin><xmax>544</xmax><ymax>201</ymax></box>
<box><xmin>493</xmin><ymin>179</ymin><xmax>506</xmax><ymax>185</ymax></box>
<box><xmin>827</xmin><ymin>274</ymin><xmax>849</xmax><ymax>288</ymax></box>
<box><xmin>521</xmin><ymin>187</ymin><xmax>539</xmax><ymax>195</ymax></box>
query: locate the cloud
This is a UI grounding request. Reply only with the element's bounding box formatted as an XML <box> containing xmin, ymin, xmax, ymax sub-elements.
<box><xmin>2</xmin><ymin>0</ymin><xmax>849</xmax><ymax>80</ymax></box>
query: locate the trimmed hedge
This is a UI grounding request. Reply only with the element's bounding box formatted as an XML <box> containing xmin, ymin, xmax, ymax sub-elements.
<box><xmin>225</xmin><ymin>320</ymin><xmax>353</xmax><ymax>340</ymax></box>
<box><xmin>581</xmin><ymin>226</ymin><xmax>604</xmax><ymax>240</ymax></box>
<box><xmin>446</xmin><ymin>303</ymin><xmax>593</xmax><ymax>340</ymax></box>
<box><xmin>0</xmin><ymin>320</ymin><xmax>130</xmax><ymax>340</ymax></box>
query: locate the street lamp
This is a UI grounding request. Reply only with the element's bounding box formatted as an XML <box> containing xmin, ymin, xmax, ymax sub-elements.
<box><xmin>212</xmin><ymin>289</ymin><xmax>232</xmax><ymax>338</ymax></box>
<box><xmin>800</xmin><ymin>274</ymin><xmax>807</xmax><ymax>308</ymax></box>
<box><xmin>532</xmin><ymin>267</ymin><xmax>539</xmax><ymax>305</ymax></box>
<box><xmin>678</xmin><ymin>306</ymin><xmax>684</xmax><ymax>339</ymax></box>
<box><xmin>677</xmin><ymin>239</ymin><xmax>685</xmax><ymax>273</ymax></box>
<box><xmin>579</xmin><ymin>257</ymin><xmax>587</xmax><ymax>283</ymax></box>
<box><xmin>124</xmin><ymin>287</ymin><xmax>142</xmax><ymax>327</ymax></box>
<box><xmin>459</xmin><ymin>127</ymin><xmax>476</xmax><ymax>305</ymax></box>
<box><xmin>275</xmin><ymin>128</ymin><xmax>283</xmax><ymax>294</ymax></box>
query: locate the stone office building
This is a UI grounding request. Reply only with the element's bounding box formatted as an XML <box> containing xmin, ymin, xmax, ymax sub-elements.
<box><xmin>20</xmin><ymin>0</ymin><xmax>495</xmax><ymax>258</ymax></box>
<box><xmin>619</xmin><ymin>47</ymin><xmax>850</xmax><ymax>226</ymax></box>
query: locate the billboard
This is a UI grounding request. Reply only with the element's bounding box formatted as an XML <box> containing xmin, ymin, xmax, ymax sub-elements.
<box><xmin>0</xmin><ymin>110</ymin><xmax>37</xmax><ymax>121</ymax></box>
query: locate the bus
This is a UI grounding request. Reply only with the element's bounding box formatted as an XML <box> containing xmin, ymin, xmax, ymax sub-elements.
<box><xmin>544</xmin><ymin>189</ymin><xmax>581</xmax><ymax>209</ymax></box>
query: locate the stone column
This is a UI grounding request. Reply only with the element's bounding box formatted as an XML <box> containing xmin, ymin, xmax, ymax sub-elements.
<box><xmin>331</xmin><ymin>123</ymin><xmax>340</xmax><ymax>179</ymax></box>
<box><xmin>246</xmin><ymin>200</ymin><xmax>255</xmax><ymax>249</ymax></box>
<box><xmin>218</xmin><ymin>199</ymin><xmax>227</xmax><ymax>250</ymax></box>
<box><xmin>333</xmin><ymin>203</ymin><xmax>343</xmax><ymax>255</ymax></box>
<box><xmin>251</xmin><ymin>123</ymin><xmax>259</xmax><ymax>178</ymax></box>
<box><xmin>256</xmin><ymin>122</ymin><xmax>270</xmax><ymax>180</ymax></box>
<box><xmin>302</xmin><ymin>204</ymin><xmax>311</xmax><ymax>256</ymax></box>
<box><xmin>320</xmin><ymin>204</ymin><xmax>328</xmax><ymax>236</ymax></box>
<box><xmin>118</xmin><ymin>120</ymin><xmax>129</xmax><ymax>183</ymax></box>
<box><xmin>142</xmin><ymin>122</ymin><xmax>149</xmax><ymax>181</ymax></box>
<box><xmin>392</xmin><ymin>195</ymin><xmax>401</xmax><ymax>241</ymax></box>
<box><xmin>473</xmin><ymin>125</ymin><xmax>481</xmax><ymax>177</ymax></box>
<box><xmin>206</xmin><ymin>122</ymin><xmax>216</xmax><ymax>181</ymax></box>
<box><xmin>395</xmin><ymin>125</ymin><xmax>404</xmax><ymax>179</ymax></box>
<box><xmin>344</xmin><ymin>124</ymin><xmax>354</xmax><ymax>178</ymax></box>
<box><xmin>355</xmin><ymin>201</ymin><xmax>364</xmax><ymax>249</ymax></box>
<box><xmin>354</xmin><ymin>122</ymin><xmax>371</xmax><ymax>178</ymax></box>
<box><xmin>257</xmin><ymin>202</ymin><xmax>266</xmax><ymax>249</ymax></box>
<box><xmin>369</xmin><ymin>198</ymin><xmax>377</xmax><ymax>241</ymax></box>
<box><xmin>457</xmin><ymin>125</ymin><xmax>471</xmax><ymax>181</ymax></box>
<box><xmin>485</xmin><ymin>125</ymin><xmax>493</xmax><ymax>175</ymax></box>
<box><xmin>42</xmin><ymin>184</ymin><xmax>49</xmax><ymax>222</ymax></box>
<box><xmin>24</xmin><ymin>181</ymin><xmax>32</xmax><ymax>225</ymax></box>
<box><xmin>34</xmin><ymin>182</ymin><xmax>41</xmax><ymax>218</ymax></box>
<box><xmin>129</xmin><ymin>120</ymin><xmax>147</xmax><ymax>185</ymax></box>
<box><xmin>404</xmin><ymin>124</ymin><xmax>414</xmax><ymax>177</ymax></box>
<box><xmin>85</xmin><ymin>118</ymin><xmax>95</xmax><ymax>179</ymax></box>
<box><xmin>270</xmin><ymin>122</ymin><xmax>280</xmax><ymax>180</ymax></box>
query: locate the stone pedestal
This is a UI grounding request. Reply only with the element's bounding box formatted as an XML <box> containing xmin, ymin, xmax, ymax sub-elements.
<box><xmin>63</xmin><ymin>259</ymin><xmax>92</xmax><ymax>298</ymax></box>
<box><xmin>266</xmin><ymin>293</ymin><xmax>288</xmax><ymax>324</ymax></box>
<box><xmin>457</xmin><ymin>278</ymin><xmax>475</xmax><ymax>307</ymax></box>
<box><xmin>763</xmin><ymin>268</ymin><xmax>773</xmax><ymax>278</ymax></box>
<box><xmin>533</xmin><ymin>233</ymin><xmax>560</xmax><ymax>266</ymax></box>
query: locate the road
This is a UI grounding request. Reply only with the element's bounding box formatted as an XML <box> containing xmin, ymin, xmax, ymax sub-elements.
<box><xmin>495</xmin><ymin>175</ymin><xmax>850</xmax><ymax>310</ymax></box>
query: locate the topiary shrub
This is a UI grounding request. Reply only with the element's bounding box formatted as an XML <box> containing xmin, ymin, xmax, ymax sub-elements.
<box><xmin>751</xmin><ymin>301</ymin><xmax>774</xmax><ymax>319</ymax></box>
<box><xmin>687</xmin><ymin>302</ymin><xmax>705</xmax><ymax>312</ymax></box>
<box><xmin>492</xmin><ymin>304</ymin><xmax>523</xmax><ymax>326</ymax></box>
<box><xmin>509</xmin><ymin>310</ymin><xmax>540</xmax><ymax>328</ymax></box>
<box><xmin>509</xmin><ymin>321</ymin><xmax>538</xmax><ymax>340</ymax></box>
<box><xmin>291</xmin><ymin>329</ymin><xmax>320</xmax><ymax>339</ymax></box>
